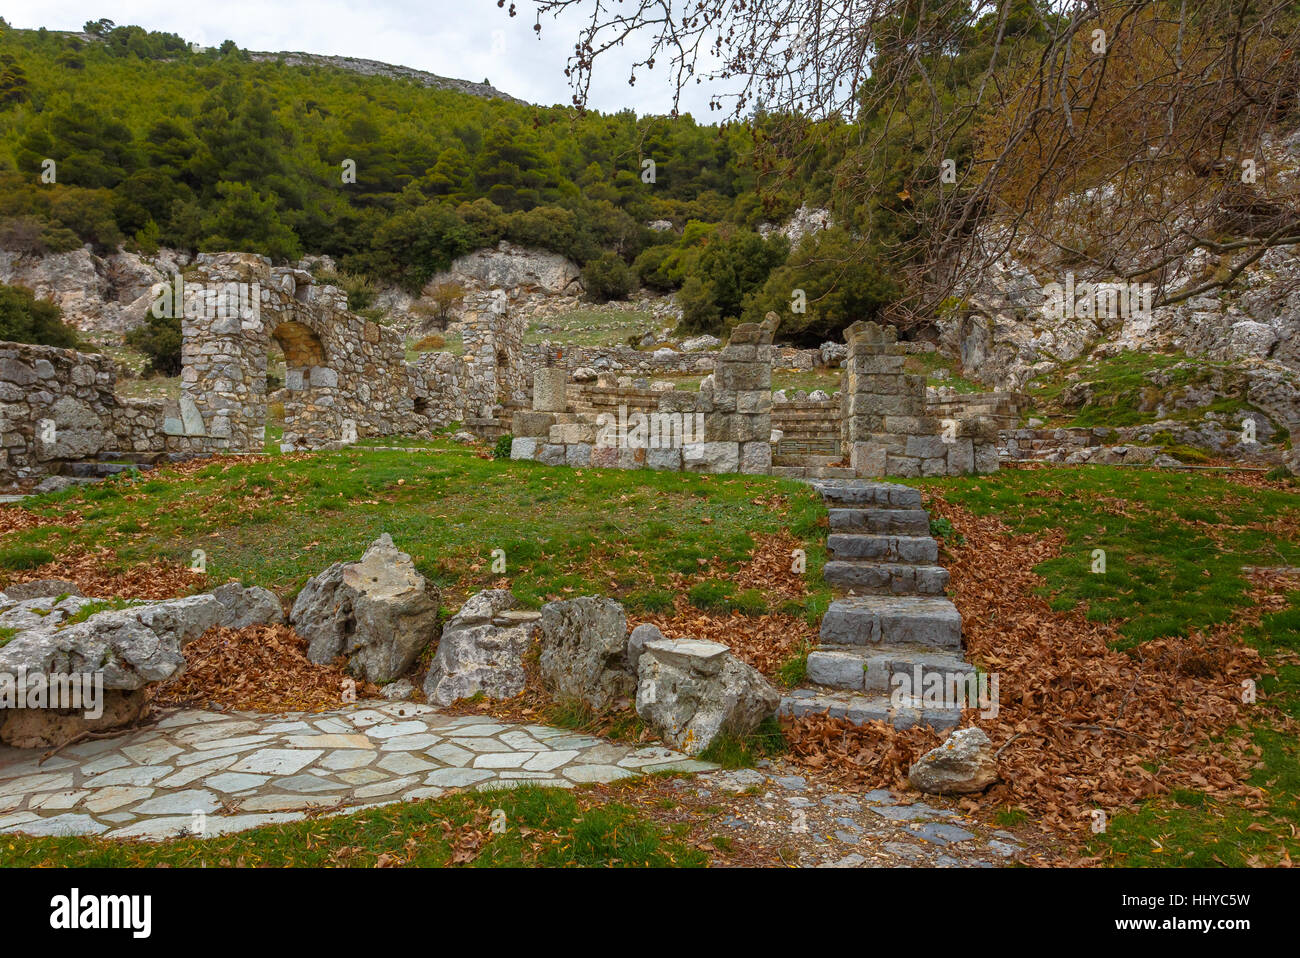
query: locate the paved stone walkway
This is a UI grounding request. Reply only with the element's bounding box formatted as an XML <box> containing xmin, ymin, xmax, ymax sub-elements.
<box><xmin>0</xmin><ymin>701</ymin><xmax>711</xmax><ymax>841</ymax></box>
<box><xmin>690</xmin><ymin>764</ymin><xmax>1029</xmax><ymax>867</ymax></box>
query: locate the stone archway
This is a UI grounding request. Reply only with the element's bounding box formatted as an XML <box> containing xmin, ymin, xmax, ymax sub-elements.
<box><xmin>270</xmin><ymin>319</ymin><xmax>339</xmax><ymax>449</ymax></box>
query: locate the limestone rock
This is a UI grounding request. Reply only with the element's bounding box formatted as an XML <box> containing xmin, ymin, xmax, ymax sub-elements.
<box><xmin>908</xmin><ymin>727</ymin><xmax>999</xmax><ymax>794</ymax></box>
<box><xmin>1</xmin><ymin>579</ymin><xmax>81</xmax><ymax>601</ymax></box>
<box><xmin>627</xmin><ymin>623</ymin><xmax>663</xmax><ymax>674</ymax></box>
<box><xmin>423</xmin><ymin>589</ymin><xmax>538</xmax><ymax>706</ymax></box>
<box><xmin>435</xmin><ymin>241</ymin><xmax>582</xmax><ymax>295</ymax></box>
<box><xmin>680</xmin><ymin>335</ymin><xmax>721</xmax><ymax>352</ymax></box>
<box><xmin>635</xmin><ymin>638</ymin><xmax>780</xmax><ymax>755</ymax></box>
<box><xmin>208</xmin><ymin>581</ymin><xmax>284</xmax><ymax>629</ymax></box>
<box><xmin>291</xmin><ymin>534</ymin><xmax>440</xmax><ymax>682</ymax></box>
<box><xmin>380</xmin><ymin>678</ymin><xmax>417</xmax><ymax>701</ymax></box>
<box><xmin>537</xmin><ymin>596</ymin><xmax>635</xmax><ymax>709</ymax></box>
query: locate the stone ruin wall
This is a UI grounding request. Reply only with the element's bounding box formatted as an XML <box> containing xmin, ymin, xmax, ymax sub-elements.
<box><xmin>1</xmin><ymin>250</ymin><xmax>1000</xmax><ymax>487</ymax></box>
<box><xmin>508</xmin><ymin>318</ymin><xmax>998</xmax><ymax>479</ymax></box>
<box><xmin>841</xmin><ymin>321</ymin><xmax>999</xmax><ymax>477</ymax></box>
<box><xmin>174</xmin><ymin>253</ymin><xmax>429</xmax><ymax>453</ymax></box>
<box><xmin>0</xmin><ymin>342</ymin><xmax>173</xmax><ymax>488</ymax></box>
<box><xmin>507</xmin><ymin>319</ymin><xmax>778</xmax><ymax>474</ymax></box>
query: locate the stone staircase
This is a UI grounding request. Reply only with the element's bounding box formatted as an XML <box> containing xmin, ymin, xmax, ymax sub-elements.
<box><xmin>779</xmin><ymin>479</ymin><xmax>971</xmax><ymax>730</ymax></box>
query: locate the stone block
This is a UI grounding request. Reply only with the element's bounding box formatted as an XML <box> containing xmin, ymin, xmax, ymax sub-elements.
<box><xmin>538</xmin><ymin>443</ymin><xmax>566</xmax><ymax>466</ymax></box>
<box><xmin>851</xmin><ymin>442</ymin><xmax>887</xmax><ymax>477</ymax></box>
<box><xmin>684</xmin><ymin>441</ymin><xmax>739</xmax><ymax>473</ymax></box>
<box><xmin>921</xmin><ymin>457</ymin><xmax>948</xmax><ymax>477</ymax></box>
<box><xmin>565</xmin><ymin>442</ymin><xmax>592</xmax><ymax>467</ymax></box>
<box><xmin>550</xmin><ymin>422</ymin><xmax>596</xmax><ymax>445</ymax></box>
<box><xmin>647</xmin><ymin>447</ymin><xmax>683</xmax><ymax>471</ymax></box>
<box><xmin>511</xmin><ymin>410</ymin><xmax>556</xmax><ymax>438</ymax></box>
<box><xmin>906</xmin><ymin>435</ymin><xmax>951</xmax><ymax>459</ymax></box>
<box><xmin>946</xmin><ymin>438</ymin><xmax>974</xmax><ymax>473</ymax></box>
<box><xmin>886</xmin><ymin>455</ymin><xmax>921</xmax><ymax>478</ymax></box>
<box><xmin>509</xmin><ymin>437</ymin><xmax>539</xmax><ymax>460</ymax></box>
<box><xmin>533</xmin><ymin>367</ymin><xmax>568</xmax><ymax>412</ymax></box>
<box><xmin>739</xmin><ymin>441</ymin><xmax>771</xmax><ymax>474</ymax></box>
<box><xmin>590</xmin><ymin>444</ymin><xmax>620</xmax><ymax>468</ymax></box>
<box><xmin>974</xmin><ymin>441</ymin><xmax>1000</xmax><ymax>474</ymax></box>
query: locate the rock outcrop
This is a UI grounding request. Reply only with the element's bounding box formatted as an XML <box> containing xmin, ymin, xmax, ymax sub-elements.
<box><xmin>635</xmin><ymin>638</ymin><xmax>780</xmax><ymax>755</ymax></box>
<box><xmin>291</xmin><ymin>534</ymin><xmax>440</xmax><ymax>683</ymax></box>
<box><xmin>537</xmin><ymin>596</ymin><xmax>636</xmax><ymax>709</ymax></box>
<box><xmin>432</xmin><ymin>241</ymin><xmax>583</xmax><ymax>296</ymax></box>
<box><xmin>0</xmin><ymin>584</ymin><xmax>281</xmax><ymax>747</ymax></box>
<box><xmin>423</xmin><ymin>590</ymin><xmax>540</xmax><ymax>706</ymax></box>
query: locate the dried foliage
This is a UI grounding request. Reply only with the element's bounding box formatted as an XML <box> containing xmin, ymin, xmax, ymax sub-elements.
<box><xmin>785</xmin><ymin>494</ymin><xmax>1282</xmax><ymax>843</ymax></box>
<box><xmin>3</xmin><ymin>547</ymin><xmax>205</xmax><ymax>599</ymax></box>
<box><xmin>529</xmin><ymin>0</ymin><xmax>1300</xmax><ymax>314</ymax></box>
<box><xmin>0</xmin><ymin>506</ymin><xmax>80</xmax><ymax>536</ymax></box>
<box><xmin>150</xmin><ymin>624</ymin><xmax>378</xmax><ymax>713</ymax></box>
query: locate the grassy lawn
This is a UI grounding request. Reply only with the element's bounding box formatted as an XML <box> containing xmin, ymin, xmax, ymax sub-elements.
<box><xmin>922</xmin><ymin>465</ymin><xmax>1300</xmax><ymax>865</ymax></box>
<box><xmin>525</xmin><ymin>307</ymin><xmax>657</xmax><ymax>348</ymax></box>
<box><xmin>1</xmin><ymin>783</ymin><xmax>707</xmax><ymax>867</ymax></box>
<box><xmin>6</xmin><ymin>442</ymin><xmax>830</xmax><ymax>619</ymax></box>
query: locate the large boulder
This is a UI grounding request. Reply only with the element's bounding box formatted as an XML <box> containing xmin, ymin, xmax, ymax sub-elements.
<box><xmin>434</xmin><ymin>241</ymin><xmax>582</xmax><ymax>295</ymax></box>
<box><xmin>423</xmin><ymin>590</ymin><xmax>540</xmax><ymax>706</ymax></box>
<box><xmin>537</xmin><ymin>596</ymin><xmax>635</xmax><ymax>709</ymax></box>
<box><xmin>0</xmin><ymin>592</ymin><xmax>231</xmax><ymax>748</ymax></box>
<box><xmin>908</xmin><ymin>727</ymin><xmax>999</xmax><ymax>794</ymax></box>
<box><xmin>208</xmin><ymin>581</ymin><xmax>284</xmax><ymax>629</ymax></box>
<box><xmin>635</xmin><ymin>638</ymin><xmax>780</xmax><ymax>755</ymax></box>
<box><xmin>291</xmin><ymin>534</ymin><xmax>440</xmax><ymax>682</ymax></box>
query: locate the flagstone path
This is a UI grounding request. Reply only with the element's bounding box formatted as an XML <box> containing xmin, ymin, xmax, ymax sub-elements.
<box><xmin>0</xmin><ymin>700</ymin><xmax>712</xmax><ymax>841</ymax></box>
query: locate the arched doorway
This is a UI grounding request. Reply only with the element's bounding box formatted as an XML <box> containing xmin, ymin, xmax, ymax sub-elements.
<box><xmin>269</xmin><ymin>319</ymin><xmax>338</xmax><ymax>450</ymax></box>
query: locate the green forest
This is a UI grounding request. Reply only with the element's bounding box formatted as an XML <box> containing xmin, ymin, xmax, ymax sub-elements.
<box><xmin>0</xmin><ymin>8</ymin><xmax>1101</xmax><ymax>344</ymax></box>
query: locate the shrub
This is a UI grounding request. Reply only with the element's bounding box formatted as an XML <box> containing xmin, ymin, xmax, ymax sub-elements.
<box><xmin>581</xmin><ymin>252</ymin><xmax>635</xmax><ymax>302</ymax></box>
<box><xmin>493</xmin><ymin>433</ymin><xmax>514</xmax><ymax>459</ymax></box>
<box><xmin>125</xmin><ymin>309</ymin><xmax>182</xmax><ymax>375</ymax></box>
<box><xmin>0</xmin><ymin>282</ymin><xmax>80</xmax><ymax>348</ymax></box>
<box><xmin>412</xmin><ymin>333</ymin><xmax>446</xmax><ymax>351</ymax></box>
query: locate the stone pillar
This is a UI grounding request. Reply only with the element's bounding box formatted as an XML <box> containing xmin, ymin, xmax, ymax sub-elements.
<box><xmin>840</xmin><ymin>320</ymin><xmax>997</xmax><ymax>476</ymax></box>
<box><xmin>696</xmin><ymin>313</ymin><xmax>778</xmax><ymax>474</ymax></box>
<box><xmin>533</xmin><ymin>367</ymin><xmax>568</xmax><ymax>413</ymax></box>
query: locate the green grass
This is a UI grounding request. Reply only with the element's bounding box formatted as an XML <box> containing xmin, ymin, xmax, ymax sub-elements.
<box><xmin>1024</xmin><ymin>350</ymin><xmax>1278</xmax><ymax>436</ymax></box>
<box><xmin>7</xmin><ymin>441</ymin><xmax>830</xmax><ymax>616</ymax></box>
<box><xmin>0</xmin><ymin>544</ymin><xmax>55</xmax><ymax>572</ymax></box>
<box><xmin>59</xmin><ymin>598</ymin><xmax>140</xmax><ymax>626</ymax></box>
<box><xmin>922</xmin><ymin>465</ymin><xmax>1300</xmax><ymax>865</ymax></box>
<box><xmin>0</xmin><ymin>784</ymin><xmax>708</xmax><ymax>868</ymax></box>
<box><xmin>687</xmin><ymin>579</ymin><xmax>769</xmax><ymax>616</ymax></box>
<box><xmin>525</xmin><ymin>308</ymin><xmax>657</xmax><ymax>348</ymax></box>
<box><xmin>698</xmin><ymin>717</ymin><xmax>786</xmax><ymax>768</ymax></box>
<box><xmin>0</xmin><ymin>626</ymin><xmax>18</xmax><ymax>648</ymax></box>
<box><xmin>924</xmin><ymin>466</ymin><xmax>1300</xmax><ymax>644</ymax></box>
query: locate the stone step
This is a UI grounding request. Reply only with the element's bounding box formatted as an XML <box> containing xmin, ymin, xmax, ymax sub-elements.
<box><xmin>820</xmin><ymin>595</ymin><xmax>962</xmax><ymax>649</ymax></box>
<box><xmin>805</xmin><ymin>467</ymin><xmax>856</xmax><ymax>479</ymax></box>
<box><xmin>806</xmin><ymin>644</ymin><xmax>974</xmax><ymax>694</ymax></box>
<box><xmin>827</xmin><ymin>533</ymin><xmax>938</xmax><ymax>564</ymax></box>
<box><xmin>778</xmin><ymin>688</ymin><xmax>961</xmax><ymax>731</ymax></box>
<box><xmin>773</xmin><ymin>455</ymin><xmax>843</xmax><ymax>468</ymax></box>
<box><xmin>63</xmin><ymin>461</ymin><xmax>154</xmax><ymax>478</ymax></box>
<box><xmin>828</xmin><ymin>507</ymin><xmax>930</xmax><ymax>536</ymax></box>
<box><xmin>823</xmin><ymin>560</ymin><xmax>949</xmax><ymax>594</ymax></box>
<box><xmin>812</xmin><ymin>481</ymin><xmax>922</xmax><ymax>510</ymax></box>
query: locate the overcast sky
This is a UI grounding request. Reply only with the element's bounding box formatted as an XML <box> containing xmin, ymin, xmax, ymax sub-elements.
<box><xmin>4</xmin><ymin>0</ymin><xmax>730</xmax><ymax>117</ymax></box>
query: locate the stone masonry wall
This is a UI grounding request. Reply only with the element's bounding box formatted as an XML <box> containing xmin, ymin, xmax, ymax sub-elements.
<box><xmin>174</xmin><ymin>253</ymin><xmax>429</xmax><ymax>453</ymax></box>
<box><xmin>0</xmin><ymin>342</ymin><xmax>169</xmax><ymax>488</ymax></box>
<box><xmin>840</xmin><ymin>321</ymin><xmax>998</xmax><ymax>477</ymax></box>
